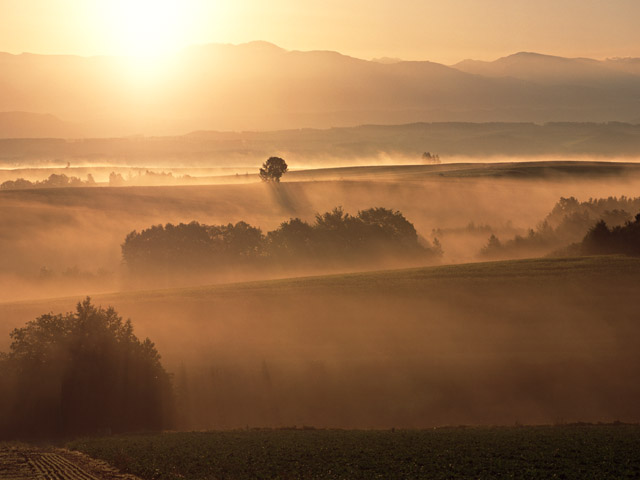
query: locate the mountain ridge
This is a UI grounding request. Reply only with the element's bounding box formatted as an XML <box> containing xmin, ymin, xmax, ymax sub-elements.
<box><xmin>1</xmin><ymin>42</ymin><xmax>639</xmax><ymax>137</ymax></box>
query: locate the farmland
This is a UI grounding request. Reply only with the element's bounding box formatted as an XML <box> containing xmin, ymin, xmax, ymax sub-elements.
<box><xmin>67</xmin><ymin>425</ymin><xmax>640</xmax><ymax>480</ymax></box>
<box><xmin>4</xmin><ymin>5</ymin><xmax>640</xmax><ymax>476</ymax></box>
<box><xmin>0</xmin><ymin>443</ymin><xmax>140</xmax><ymax>480</ymax></box>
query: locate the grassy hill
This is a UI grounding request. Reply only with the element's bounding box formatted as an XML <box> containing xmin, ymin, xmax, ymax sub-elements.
<box><xmin>285</xmin><ymin>160</ymin><xmax>640</xmax><ymax>181</ymax></box>
<box><xmin>1</xmin><ymin>254</ymin><xmax>637</xmax><ymax>319</ymax></box>
<box><xmin>1</xmin><ymin>255</ymin><xmax>640</xmax><ymax>428</ymax></box>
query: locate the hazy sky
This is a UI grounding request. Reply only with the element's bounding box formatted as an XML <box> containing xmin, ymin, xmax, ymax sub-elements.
<box><xmin>1</xmin><ymin>0</ymin><xmax>640</xmax><ymax>63</ymax></box>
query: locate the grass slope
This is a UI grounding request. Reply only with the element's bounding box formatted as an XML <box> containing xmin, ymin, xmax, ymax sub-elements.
<box><xmin>2</xmin><ymin>254</ymin><xmax>638</xmax><ymax>312</ymax></box>
<box><xmin>286</xmin><ymin>161</ymin><xmax>640</xmax><ymax>181</ymax></box>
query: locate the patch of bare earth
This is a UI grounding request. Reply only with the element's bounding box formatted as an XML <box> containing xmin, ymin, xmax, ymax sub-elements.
<box><xmin>0</xmin><ymin>445</ymin><xmax>141</xmax><ymax>480</ymax></box>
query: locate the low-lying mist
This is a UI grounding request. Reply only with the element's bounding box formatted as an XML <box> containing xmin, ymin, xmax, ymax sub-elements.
<box><xmin>2</xmin><ymin>167</ymin><xmax>640</xmax><ymax>301</ymax></box>
<box><xmin>1</xmin><ymin>257</ymin><xmax>639</xmax><ymax>429</ymax></box>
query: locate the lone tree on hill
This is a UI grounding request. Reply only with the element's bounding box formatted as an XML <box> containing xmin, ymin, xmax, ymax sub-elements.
<box><xmin>260</xmin><ymin>156</ymin><xmax>288</xmax><ymax>182</ymax></box>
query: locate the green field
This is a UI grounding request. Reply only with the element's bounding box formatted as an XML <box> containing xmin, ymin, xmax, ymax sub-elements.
<box><xmin>68</xmin><ymin>425</ymin><xmax>640</xmax><ymax>480</ymax></box>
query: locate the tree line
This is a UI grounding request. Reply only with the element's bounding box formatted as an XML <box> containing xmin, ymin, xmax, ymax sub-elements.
<box><xmin>580</xmin><ymin>213</ymin><xmax>640</xmax><ymax>255</ymax></box>
<box><xmin>1</xmin><ymin>173</ymin><xmax>96</xmax><ymax>190</ymax></box>
<box><xmin>122</xmin><ymin>207</ymin><xmax>441</xmax><ymax>274</ymax></box>
<box><xmin>481</xmin><ymin>196</ymin><xmax>640</xmax><ymax>258</ymax></box>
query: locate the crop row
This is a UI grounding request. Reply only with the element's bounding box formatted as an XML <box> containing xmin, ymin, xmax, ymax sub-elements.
<box><xmin>69</xmin><ymin>425</ymin><xmax>640</xmax><ymax>480</ymax></box>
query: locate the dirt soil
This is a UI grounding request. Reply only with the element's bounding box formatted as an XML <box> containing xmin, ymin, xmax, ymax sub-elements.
<box><xmin>0</xmin><ymin>444</ymin><xmax>141</xmax><ymax>480</ymax></box>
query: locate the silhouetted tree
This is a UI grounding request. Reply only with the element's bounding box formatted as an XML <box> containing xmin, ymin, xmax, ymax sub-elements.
<box><xmin>581</xmin><ymin>214</ymin><xmax>640</xmax><ymax>255</ymax></box>
<box><xmin>422</xmin><ymin>152</ymin><xmax>441</xmax><ymax>164</ymax></box>
<box><xmin>0</xmin><ymin>298</ymin><xmax>173</xmax><ymax>438</ymax></box>
<box><xmin>480</xmin><ymin>234</ymin><xmax>502</xmax><ymax>257</ymax></box>
<box><xmin>582</xmin><ymin>220</ymin><xmax>613</xmax><ymax>254</ymax></box>
<box><xmin>432</xmin><ymin>237</ymin><xmax>443</xmax><ymax>257</ymax></box>
<box><xmin>259</xmin><ymin>156</ymin><xmax>288</xmax><ymax>182</ymax></box>
<box><xmin>109</xmin><ymin>172</ymin><xmax>125</xmax><ymax>186</ymax></box>
<box><xmin>222</xmin><ymin>221</ymin><xmax>264</xmax><ymax>257</ymax></box>
<box><xmin>267</xmin><ymin>218</ymin><xmax>316</xmax><ymax>258</ymax></box>
<box><xmin>358</xmin><ymin>207</ymin><xmax>420</xmax><ymax>248</ymax></box>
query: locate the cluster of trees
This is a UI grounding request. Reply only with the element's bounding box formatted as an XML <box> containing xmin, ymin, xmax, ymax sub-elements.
<box><xmin>481</xmin><ymin>196</ymin><xmax>640</xmax><ymax>258</ymax></box>
<box><xmin>39</xmin><ymin>265</ymin><xmax>112</xmax><ymax>281</ymax></box>
<box><xmin>122</xmin><ymin>207</ymin><xmax>441</xmax><ymax>274</ymax></box>
<box><xmin>432</xmin><ymin>221</ymin><xmax>493</xmax><ymax>237</ymax></box>
<box><xmin>0</xmin><ymin>299</ymin><xmax>173</xmax><ymax>438</ymax></box>
<box><xmin>122</xmin><ymin>220</ymin><xmax>264</xmax><ymax>272</ymax></box>
<box><xmin>1</xmin><ymin>173</ymin><xmax>95</xmax><ymax>190</ymax></box>
<box><xmin>109</xmin><ymin>170</ymin><xmax>194</xmax><ymax>187</ymax></box>
<box><xmin>422</xmin><ymin>152</ymin><xmax>441</xmax><ymax>164</ymax></box>
<box><xmin>580</xmin><ymin>214</ymin><xmax>640</xmax><ymax>255</ymax></box>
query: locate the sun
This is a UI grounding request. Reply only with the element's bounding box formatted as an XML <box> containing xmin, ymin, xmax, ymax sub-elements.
<box><xmin>104</xmin><ymin>0</ymin><xmax>192</xmax><ymax>57</ymax></box>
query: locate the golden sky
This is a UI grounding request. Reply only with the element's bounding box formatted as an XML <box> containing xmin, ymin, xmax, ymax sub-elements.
<box><xmin>1</xmin><ymin>0</ymin><xmax>640</xmax><ymax>63</ymax></box>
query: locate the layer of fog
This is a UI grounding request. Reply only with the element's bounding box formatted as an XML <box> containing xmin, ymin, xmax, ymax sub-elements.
<box><xmin>3</xmin><ymin>154</ymin><xmax>640</xmax><ymax>185</ymax></box>
<box><xmin>2</xmin><ymin>169</ymin><xmax>640</xmax><ymax>302</ymax></box>
<box><xmin>1</xmin><ymin>258</ymin><xmax>639</xmax><ymax>429</ymax></box>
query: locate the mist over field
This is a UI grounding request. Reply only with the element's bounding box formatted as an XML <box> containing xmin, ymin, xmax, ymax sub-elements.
<box><xmin>2</xmin><ymin>257</ymin><xmax>639</xmax><ymax>430</ymax></box>
<box><xmin>2</xmin><ymin>159</ymin><xmax>640</xmax><ymax>432</ymax></box>
<box><xmin>2</xmin><ymin>163</ymin><xmax>640</xmax><ymax>302</ymax></box>
<box><xmin>4</xmin><ymin>2</ymin><xmax>640</xmax><ymax>479</ymax></box>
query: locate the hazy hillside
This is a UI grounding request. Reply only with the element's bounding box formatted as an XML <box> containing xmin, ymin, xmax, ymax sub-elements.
<box><xmin>1</xmin><ymin>43</ymin><xmax>640</xmax><ymax>137</ymax></box>
<box><xmin>453</xmin><ymin>52</ymin><xmax>640</xmax><ymax>87</ymax></box>
<box><xmin>2</xmin><ymin>122</ymin><xmax>640</xmax><ymax>167</ymax></box>
<box><xmin>2</xmin><ymin>256</ymin><xmax>640</xmax><ymax>428</ymax></box>
<box><xmin>0</xmin><ymin>111</ymin><xmax>81</xmax><ymax>138</ymax></box>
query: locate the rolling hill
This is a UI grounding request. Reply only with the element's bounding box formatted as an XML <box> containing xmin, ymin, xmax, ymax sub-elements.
<box><xmin>1</xmin><ymin>255</ymin><xmax>639</xmax><ymax>428</ymax></box>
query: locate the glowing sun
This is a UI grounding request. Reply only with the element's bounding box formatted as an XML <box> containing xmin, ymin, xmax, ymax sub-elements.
<box><xmin>104</xmin><ymin>0</ymin><xmax>194</xmax><ymax>57</ymax></box>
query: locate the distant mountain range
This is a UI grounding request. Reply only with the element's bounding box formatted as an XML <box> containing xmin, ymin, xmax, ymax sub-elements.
<box><xmin>0</xmin><ymin>112</ymin><xmax>81</xmax><ymax>138</ymax></box>
<box><xmin>0</xmin><ymin>42</ymin><xmax>639</xmax><ymax>138</ymax></box>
